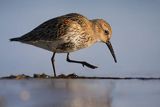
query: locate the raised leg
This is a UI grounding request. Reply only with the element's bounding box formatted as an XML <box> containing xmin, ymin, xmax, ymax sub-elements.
<box><xmin>66</xmin><ymin>53</ymin><xmax>98</xmax><ymax>69</ymax></box>
<box><xmin>51</xmin><ymin>52</ymin><xmax>56</xmax><ymax>77</ymax></box>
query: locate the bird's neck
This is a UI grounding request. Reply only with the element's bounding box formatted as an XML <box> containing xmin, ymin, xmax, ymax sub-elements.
<box><xmin>90</xmin><ymin>19</ymin><xmax>102</xmax><ymax>42</ymax></box>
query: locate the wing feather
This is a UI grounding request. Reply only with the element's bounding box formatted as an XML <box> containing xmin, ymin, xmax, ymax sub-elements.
<box><xmin>15</xmin><ymin>13</ymin><xmax>90</xmax><ymax>42</ymax></box>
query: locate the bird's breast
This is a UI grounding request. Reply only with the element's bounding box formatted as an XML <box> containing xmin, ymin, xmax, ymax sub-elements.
<box><xmin>56</xmin><ymin>33</ymin><xmax>96</xmax><ymax>52</ymax></box>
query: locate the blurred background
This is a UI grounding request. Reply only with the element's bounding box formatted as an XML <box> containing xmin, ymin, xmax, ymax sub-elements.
<box><xmin>0</xmin><ymin>0</ymin><xmax>160</xmax><ymax>77</ymax></box>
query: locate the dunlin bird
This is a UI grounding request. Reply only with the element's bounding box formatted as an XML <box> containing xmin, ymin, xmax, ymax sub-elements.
<box><xmin>10</xmin><ymin>13</ymin><xmax>117</xmax><ymax>77</ymax></box>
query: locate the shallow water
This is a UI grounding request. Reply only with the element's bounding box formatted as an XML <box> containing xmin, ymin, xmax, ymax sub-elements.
<box><xmin>0</xmin><ymin>79</ymin><xmax>160</xmax><ymax>107</ymax></box>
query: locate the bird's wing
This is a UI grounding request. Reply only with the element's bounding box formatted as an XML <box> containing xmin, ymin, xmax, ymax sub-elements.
<box><xmin>17</xmin><ymin>17</ymin><xmax>70</xmax><ymax>42</ymax></box>
<box><xmin>15</xmin><ymin>13</ymin><xmax>90</xmax><ymax>42</ymax></box>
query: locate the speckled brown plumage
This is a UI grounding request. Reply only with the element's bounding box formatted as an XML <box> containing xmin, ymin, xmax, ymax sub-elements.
<box><xmin>11</xmin><ymin>13</ymin><xmax>97</xmax><ymax>52</ymax></box>
<box><xmin>10</xmin><ymin>13</ymin><xmax>117</xmax><ymax>77</ymax></box>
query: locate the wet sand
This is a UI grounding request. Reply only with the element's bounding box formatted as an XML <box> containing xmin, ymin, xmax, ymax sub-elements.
<box><xmin>0</xmin><ymin>76</ymin><xmax>160</xmax><ymax>107</ymax></box>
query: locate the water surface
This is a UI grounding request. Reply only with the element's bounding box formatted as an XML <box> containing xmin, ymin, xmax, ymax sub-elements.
<box><xmin>0</xmin><ymin>79</ymin><xmax>159</xmax><ymax>107</ymax></box>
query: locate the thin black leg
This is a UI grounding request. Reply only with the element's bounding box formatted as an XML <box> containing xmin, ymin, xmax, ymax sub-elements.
<box><xmin>51</xmin><ymin>52</ymin><xmax>56</xmax><ymax>77</ymax></box>
<box><xmin>66</xmin><ymin>53</ymin><xmax>98</xmax><ymax>69</ymax></box>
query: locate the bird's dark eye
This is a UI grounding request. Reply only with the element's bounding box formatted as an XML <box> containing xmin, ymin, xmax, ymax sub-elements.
<box><xmin>105</xmin><ymin>30</ymin><xmax>109</xmax><ymax>35</ymax></box>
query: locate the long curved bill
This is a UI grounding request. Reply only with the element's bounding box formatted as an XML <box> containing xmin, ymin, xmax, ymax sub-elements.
<box><xmin>106</xmin><ymin>41</ymin><xmax>117</xmax><ymax>63</ymax></box>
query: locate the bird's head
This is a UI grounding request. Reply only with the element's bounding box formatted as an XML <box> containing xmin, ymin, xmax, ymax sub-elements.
<box><xmin>91</xmin><ymin>19</ymin><xmax>117</xmax><ymax>63</ymax></box>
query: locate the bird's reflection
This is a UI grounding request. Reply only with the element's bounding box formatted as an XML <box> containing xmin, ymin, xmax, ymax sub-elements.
<box><xmin>0</xmin><ymin>79</ymin><xmax>114</xmax><ymax>107</ymax></box>
<box><xmin>49</xmin><ymin>79</ymin><xmax>114</xmax><ymax>107</ymax></box>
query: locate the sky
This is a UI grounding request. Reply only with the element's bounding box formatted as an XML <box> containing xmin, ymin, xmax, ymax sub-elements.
<box><xmin>0</xmin><ymin>0</ymin><xmax>160</xmax><ymax>77</ymax></box>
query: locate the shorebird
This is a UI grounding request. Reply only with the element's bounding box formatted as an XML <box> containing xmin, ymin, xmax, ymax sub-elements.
<box><xmin>10</xmin><ymin>13</ymin><xmax>117</xmax><ymax>77</ymax></box>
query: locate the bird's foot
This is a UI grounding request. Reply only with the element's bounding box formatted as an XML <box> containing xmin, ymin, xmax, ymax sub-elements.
<box><xmin>81</xmin><ymin>62</ymin><xmax>98</xmax><ymax>69</ymax></box>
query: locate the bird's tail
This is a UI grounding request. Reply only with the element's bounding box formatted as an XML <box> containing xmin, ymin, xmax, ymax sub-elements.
<box><xmin>10</xmin><ymin>37</ymin><xmax>21</xmax><ymax>41</ymax></box>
